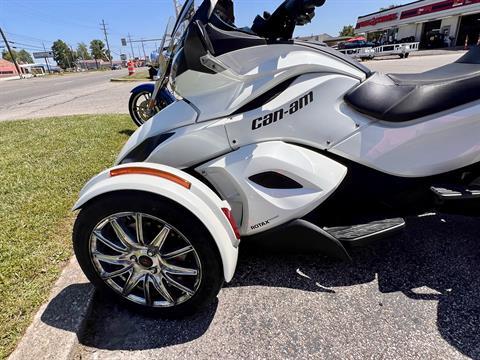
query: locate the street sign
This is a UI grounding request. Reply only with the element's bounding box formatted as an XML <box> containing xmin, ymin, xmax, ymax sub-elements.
<box><xmin>33</xmin><ymin>51</ymin><xmax>54</xmax><ymax>59</ymax></box>
<box><xmin>120</xmin><ymin>53</ymin><xmax>127</xmax><ymax>61</ymax></box>
<box><xmin>121</xmin><ymin>38</ymin><xmax>127</xmax><ymax>46</ymax></box>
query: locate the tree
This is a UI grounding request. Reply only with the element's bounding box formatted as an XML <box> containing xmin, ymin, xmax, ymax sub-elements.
<box><xmin>2</xmin><ymin>49</ymin><xmax>33</xmax><ymax>64</ymax></box>
<box><xmin>2</xmin><ymin>49</ymin><xmax>16</xmax><ymax>62</ymax></box>
<box><xmin>17</xmin><ymin>49</ymin><xmax>33</xmax><ymax>63</ymax></box>
<box><xmin>339</xmin><ymin>25</ymin><xmax>355</xmax><ymax>37</ymax></box>
<box><xmin>52</xmin><ymin>39</ymin><xmax>73</xmax><ymax>69</ymax></box>
<box><xmin>90</xmin><ymin>39</ymin><xmax>106</xmax><ymax>69</ymax></box>
<box><xmin>76</xmin><ymin>42</ymin><xmax>91</xmax><ymax>60</ymax></box>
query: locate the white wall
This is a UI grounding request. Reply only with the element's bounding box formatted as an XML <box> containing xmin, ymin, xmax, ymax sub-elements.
<box><xmin>441</xmin><ymin>16</ymin><xmax>460</xmax><ymax>38</ymax></box>
<box><xmin>415</xmin><ymin>23</ymin><xmax>423</xmax><ymax>41</ymax></box>
<box><xmin>397</xmin><ymin>24</ymin><xmax>417</xmax><ymax>40</ymax></box>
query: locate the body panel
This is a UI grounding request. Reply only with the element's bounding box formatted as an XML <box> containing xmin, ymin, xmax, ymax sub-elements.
<box><xmin>73</xmin><ymin>163</ymin><xmax>239</xmax><ymax>282</ymax></box>
<box><xmin>196</xmin><ymin>141</ymin><xmax>348</xmax><ymax>236</ymax></box>
<box><xmin>173</xmin><ymin>44</ymin><xmax>367</xmax><ymax>121</ymax></box>
<box><xmin>116</xmin><ymin>100</ymin><xmax>199</xmax><ymax>165</ymax></box>
<box><xmin>224</xmin><ymin>73</ymin><xmax>368</xmax><ymax>151</ymax></box>
<box><xmin>146</xmin><ymin>118</ymin><xmax>232</xmax><ymax>169</ymax></box>
<box><xmin>331</xmin><ymin>100</ymin><xmax>480</xmax><ymax>177</ymax></box>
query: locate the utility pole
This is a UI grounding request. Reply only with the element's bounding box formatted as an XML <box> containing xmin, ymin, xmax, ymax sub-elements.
<box><xmin>69</xmin><ymin>44</ymin><xmax>76</xmax><ymax>70</ymax></box>
<box><xmin>42</xmin><ymin>42</ymin><xmax>51</xmax><ymax>74</ymax></box>
<box><xmin>101</xmin><ymin>19</ymin><xmax>113</xmax><ymax>66</ymax></box>
<box><xmin>128</xmin><ymin>33</ymin><xmax>135</xmax><ymax>59</ymax></box>
<box><xmin>0</xmin><ymin>26</ymin><xmax>23</xmax><ymax>79</ymax></box>
<box><xmin>141</xmin><ymin>39</ymin><xmax>147</xmax><ymax>61</ymax></box>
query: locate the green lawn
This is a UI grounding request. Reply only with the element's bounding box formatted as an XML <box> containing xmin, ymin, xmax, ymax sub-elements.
<box><xmin>0</xmin><ymin>115</ymin><xmax>135</xmax><ymax>359</ymax></box>
<box><xmin>119</xmin><ymin>70</ymin><xmax>151</xmax><ymax>80</ymax></box>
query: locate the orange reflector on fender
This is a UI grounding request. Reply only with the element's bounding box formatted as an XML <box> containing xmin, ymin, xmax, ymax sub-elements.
<box><xmin>222</xmin><ymin>207</ymin><xmax>241</xmax><ymax>240</ymax></box>
<box><xmin>110</xmin><ymin>167</ymin><xmax>191</xmax><ymax>189</ymax></box>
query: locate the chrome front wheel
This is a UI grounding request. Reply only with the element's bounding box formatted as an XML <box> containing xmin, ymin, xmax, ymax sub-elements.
<box><xmin>73</xmin><ymin>192</ymin><xmax>224</xmax><ymax>317</ymax></box>
<box><xmin>128</xmin><ymin>91</ymin><xmax>160</xmax><ymax>127</ymax></box>
<box><xmin>90</xmin><ymin>212</ymin><xmax>202</xmax><ymax>308</ymax></box>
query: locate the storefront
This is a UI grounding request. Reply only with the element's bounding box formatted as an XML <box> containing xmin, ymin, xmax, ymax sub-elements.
<box><xmin>355</xmin><ymin>0</ymin><xmax>480</xmax><ymax>48</ymax></box>
<box><xmin>0</xmin><ymin>59</ymin><xmax>19</xmax><ymax>79</ymax></box>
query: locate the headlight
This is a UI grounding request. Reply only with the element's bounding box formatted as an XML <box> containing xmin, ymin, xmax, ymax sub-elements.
<box><xmin>119</xmin><ymin>132</ymin><xmax>175</xmax><ymax>164</ymax></box>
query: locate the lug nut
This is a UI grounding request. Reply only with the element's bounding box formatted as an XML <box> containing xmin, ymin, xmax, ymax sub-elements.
<box><xmin>130</xmin><ymin>255</ymin><xmax>137</xmax><ymax>261</ymax></box>
<box><xmin>147</xmin><ymin>250</ymin><xmax>155</xmax><ymax>257</ymax></box>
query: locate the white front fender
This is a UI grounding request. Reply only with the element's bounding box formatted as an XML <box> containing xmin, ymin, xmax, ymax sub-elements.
<box><xmin>73</xmin><ymin>163</ymin><xmax>239</xmax><ymax>282</ymax></box>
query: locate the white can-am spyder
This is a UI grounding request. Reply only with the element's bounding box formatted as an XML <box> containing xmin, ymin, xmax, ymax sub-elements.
<box><xmin>72</xmin><ymin>0</ymin><xmax>480</xmax><ymax>316</ymax></box>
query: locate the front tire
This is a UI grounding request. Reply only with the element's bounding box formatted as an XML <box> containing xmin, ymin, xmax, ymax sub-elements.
<box><xmin>128</xmin><ymin>90</ymin><xmax>168</xmax><ymax>127</ymax></box>
<box><xmin>73</xmin><ymin>191</ymin><xmax>224</xmax><ymax>317</ymax></box>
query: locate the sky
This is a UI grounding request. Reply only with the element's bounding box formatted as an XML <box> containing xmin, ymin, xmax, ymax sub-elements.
<box><xmin>0</xmin><ymin>0</ymin><xmax>399</xmax><ymax>61</ymax></box>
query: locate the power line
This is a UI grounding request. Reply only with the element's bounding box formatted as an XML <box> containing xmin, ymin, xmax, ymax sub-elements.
<box><xmin>4</xmin><ymin>31</ymin><xmax>54</xmax><ymax>44</ymax></box>
<box><xmin>7</xmin><ymin>41</ymin><xmax>44</xmax><ymax>50</ymax></box>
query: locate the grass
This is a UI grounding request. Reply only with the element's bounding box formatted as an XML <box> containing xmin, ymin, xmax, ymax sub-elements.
<box><xmin>0</xmin><ymin>114</ymin><xmax>135</xmax><ymax>359</ymax></box>
<box><xmin>119</xmin><ymin>70</ymin><xmax>151</xmax><ymax>81</ymax></box>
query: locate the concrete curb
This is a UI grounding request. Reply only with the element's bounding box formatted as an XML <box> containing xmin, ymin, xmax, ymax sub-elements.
<box><xmin>8</xmin><ymin>257</ymin><xmax>94</xmax><ymax>360</ymax></box>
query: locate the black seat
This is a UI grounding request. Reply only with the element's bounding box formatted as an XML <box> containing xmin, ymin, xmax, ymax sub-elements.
<box><xmin>344</xmin><ymin>46</ymin><xmax>480</xmax><ymax>122</ymax></box>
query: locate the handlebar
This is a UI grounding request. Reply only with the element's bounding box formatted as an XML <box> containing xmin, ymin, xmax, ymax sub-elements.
<box><xmin>304</xmin><ymin>0</ymin><xmax>326</xmax><ymax>7</ymax></box>
<box><xmin>252</xmin><ymin>0</ymin><xmax>326</xmax><ymax>40</ymax></box>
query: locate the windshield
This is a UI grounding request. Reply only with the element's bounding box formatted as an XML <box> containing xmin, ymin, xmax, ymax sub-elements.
<box><xmin>153</xmin><ymin>0</ymin><xmax>197</xmax><ymax>91</ymax></box>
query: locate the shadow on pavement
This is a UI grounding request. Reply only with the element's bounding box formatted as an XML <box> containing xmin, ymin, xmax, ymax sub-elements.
<box><xmin>232</xmin><ymin>214</ymin><xmax>480</xmax><ymax>358</ymax></box>
<box><xmin>80</xmin><ymin>296</ymin><xmax>218</xmax><ymax>350</ymax></box>
<box><xmin>43</xmin><ymin>215</ymin><xmax>479</xmax><ymax>357</ymax></box>
<box><xmin>41</xmin><ymin>283</ymin><xmax>93</xmax><ymax>333</ymax></box>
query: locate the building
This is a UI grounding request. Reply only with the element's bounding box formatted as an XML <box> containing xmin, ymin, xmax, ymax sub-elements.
<box><xmin>76</xmin><ymin>59</ymin><xmax>124</xmax><ymax>70</ymax></box>
<box><xmin>296</xmin><ymin>33</ymin><xmax>334</xmax><ymax>43</ymax></box>
<box><xmin>0</xmin><ymin>59</ymin><xmax>20</xmax><ymax>78</ymax></box>
<box><xmin>20</xmin><ymin>63</ymin><xmax>47</xmax><ymax>76</ymax></box>
<box><xmin>295</xmin><ymin>34</ymin><xmax>355</xmax><ymax>48</ymax></box>
<box><xmin>355</xmin><ymin>0</ymin><xmax>480</xmax><ymax>48</ymax></box>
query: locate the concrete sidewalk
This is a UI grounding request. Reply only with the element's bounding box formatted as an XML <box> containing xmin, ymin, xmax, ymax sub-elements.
<box><xmin>8</xmin><ymin>259</ymin><xmax>94</xmax><ymax>360</ymax></box>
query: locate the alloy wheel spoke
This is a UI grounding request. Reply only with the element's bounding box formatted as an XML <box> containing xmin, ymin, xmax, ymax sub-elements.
<box><xmin>150</xmin><ymin>274</ymin><xmax>174</xmax><ymax>304</ymax></box>
<box><xmin>122</xmin><ymin>270</ymin><xmax>144</xmax><ymax>296</ymax></box>
<box><xmin>150</xmin><ymin>225</ymin><xmax>171</xmax><ymax>249</ymax></box>
<box><xmin>93</xmin><ymin>252</ymin><xmax>129</xmax><ymax>266</ymax></box>
<box><xmin>144</xmin><ymin>274</ymin><xmax>152</xmax><ymax>306</ymax></box>
<box><xmin>93</xmin><ymin>230</ymin><xmax>127</xmax><ymax>253</ymax></box>
<box><xmin>135</xmin><ymin>213</ymin><xmax>145</xmax><ymax>245</ymax></box>
<box><xmin>91</xmin><ymin>212</ymin><xmax>202</xmax><ymax>308</ymax></box>
<box><xmin>110</xmin><ymin>218</ymin><xmax>136</xmax><ymax>249</ymax></box>
<box><xmin>163</xmin><ymin>263</ymin><xmax>198</xmax><ymax>276</ymax></box>
<box><xmin>101</xmin><ymin>264</ymin><xmax>133</xmax><ymax>280</ymax></box>
<box><xmin>162</xmin><ymin>245</ymin><xmax>194</xmax><ymax>260</ymax></box>
<box><xmin>163</xmin><ymin>274</ymin><xmax>195</xmax><ymax>295</ymax></box>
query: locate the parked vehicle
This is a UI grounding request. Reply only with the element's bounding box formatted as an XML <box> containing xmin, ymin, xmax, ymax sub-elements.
<box><xmin>337</xmin><ymin>39</ymin><xmax>375</xmax><ymax>50</ymax></box>
<box><xmin>72</xmin><ymin>0</ymin><xmax>480</xmax><ymax>317</ymax></box>
<box><xmin>128</xmin><ymin>84</ymin><xmax>175</xmax><ymax>127</ymax></box>
<box><xmin>128</xmin><ymin>20</ymin><xmax>177</xmax><ymax>126</ymax></box>
<box><xmin>111</xmin><ymin>64</ymin><xmax>122</xmax><ymax>70</ymax></box>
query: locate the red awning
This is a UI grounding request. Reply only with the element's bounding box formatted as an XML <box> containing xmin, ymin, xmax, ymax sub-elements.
<box><xmin>347</xmin><ymin>36</ymin><xmax>366</xmax><ymax>42</ymax></box>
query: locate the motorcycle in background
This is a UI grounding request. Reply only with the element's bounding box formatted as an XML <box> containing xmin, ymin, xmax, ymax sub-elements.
<box><xmin>128</xmin><ymin>18</ymin><xmax>177</xmax><ymax>127</ymax></box>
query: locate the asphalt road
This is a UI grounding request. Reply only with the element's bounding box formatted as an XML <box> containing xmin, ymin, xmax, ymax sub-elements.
<box><xmin>0</xmin><ymin>69</ymin><xmax>135</xmax><ymax>121</ymax></box>
<box><xmin>72</xmin><ymin>214</ymin><xmax>479</xmax><ymax>359</ymax></box>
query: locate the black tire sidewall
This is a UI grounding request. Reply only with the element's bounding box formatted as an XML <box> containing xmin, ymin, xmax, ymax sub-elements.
<box><xmin>73</xmin><ymin>191</ymin><xmax>224</xmax><ymax>317</ymax></box>
<box><xmin>128</xmin><ymin>91</ymin><xmax>151</xmax><ymax>127</ymax></box>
